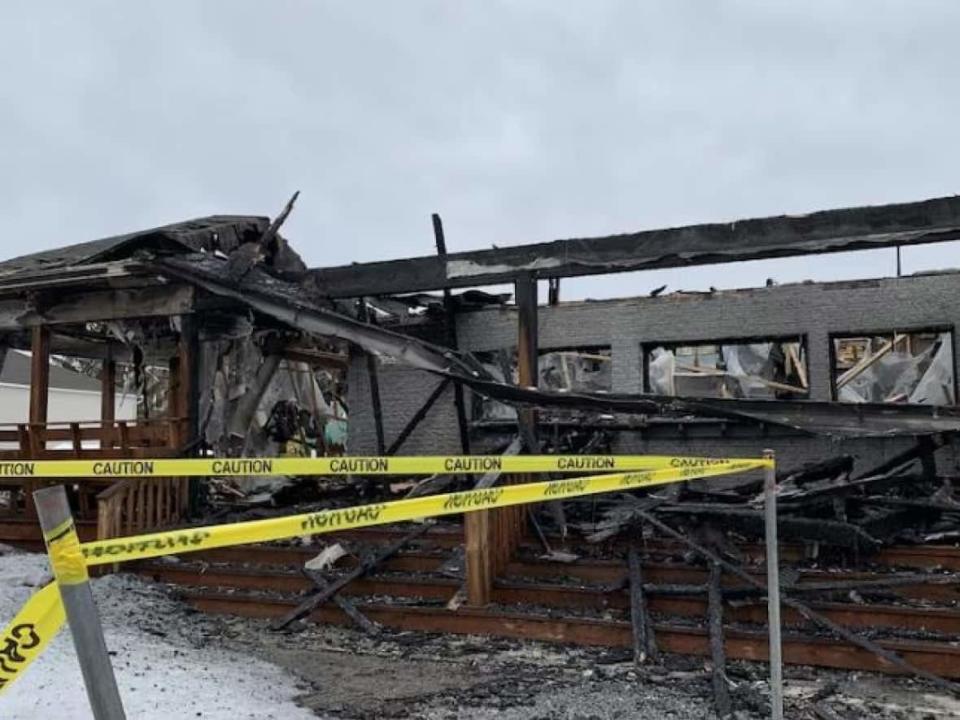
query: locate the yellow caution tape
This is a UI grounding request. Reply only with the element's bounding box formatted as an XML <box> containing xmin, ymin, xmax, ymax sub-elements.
<box><xmin>45</xmin><ymin>528</ymin><xmax>89</xmax><ymax>587</ymax></box>
<box><xmin>79</xmin><ymin>459</ymin><xmax>767</xmax><ymax>566</ymax></box>
<box><xmin>0</xmin><ymin>454</ymin><xmax>773</xmax><ymax>479</ymax></box>
<box><xmin>0</xmin><ymin>582</ymin><xmax>66</xmax><ymax>695</ymax></box>
<box><xmin>0</xmin><ymin>454</ymin><xmax>771</xmax><ymax>696</ymax></box>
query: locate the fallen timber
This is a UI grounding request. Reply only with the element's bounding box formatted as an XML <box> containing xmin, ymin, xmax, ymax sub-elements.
<box><xmin>182</xmin><ymin>590</ymin><xmax>960</xmax><ymax>679</ymax></box>
<box><xmin>150</xmin><ymin>527</ymin><xmax>960</xmax><ymax>571</ymax></box>
<box><xmin>140</xmin><ymin>561</ymin><xmax>960</xmax><ymax>634</ymax></box>
<box><xmin>155</xmin><ymin>544</ymin><xmax>960</xmax><ymax>603</ymax></box>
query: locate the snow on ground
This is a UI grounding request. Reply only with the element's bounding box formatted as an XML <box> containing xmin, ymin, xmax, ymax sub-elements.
<box><xmin>0</xmin><ymin>548</ymin><xmax>317</xmax><ymax>720</ymax></box>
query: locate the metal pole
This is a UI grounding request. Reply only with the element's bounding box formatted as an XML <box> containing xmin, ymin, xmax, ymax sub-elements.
<box><xmin>34</xmin><ymin>485</ymin><xmax>126</xmax><ymax>720</ymax></box>
<box><xmin>763</xmin><ymin>450</ymin><xmax>784</xmax><ymax>720</ymax></box>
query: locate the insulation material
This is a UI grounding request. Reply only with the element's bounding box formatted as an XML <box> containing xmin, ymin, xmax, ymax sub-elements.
<box><xmin>722</xmin><ymin>343</ymin><xmax>778</xmax><ymax>397</ymax></box>
<box><xmin>647</xmin><ymin>348</ymin><xmax>676</xmax><ymax>396</ymax></box>
<box><xmin>647</xmin><ymin>341</ymin><xmax>807</xmax><ymax>399</ymax></box>
<box><xmin>539</xmin><ymin>350</ymin><xmax>612</xmax><ymax>393</ymax></box>
<box><xmin>839</xmin><ymin>333</ymin><xmax>955</xmax><ymax>405</ymax></box>
<box><xmin>198</xmin><ymin>334</ymin><xmax>347</xmax><ymax>489</ymax></box>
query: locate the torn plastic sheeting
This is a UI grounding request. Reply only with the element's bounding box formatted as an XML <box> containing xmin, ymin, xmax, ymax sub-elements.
<box><xmin>841</xmin><ymin>335</ymin><xmax>955</xmax><ymax>406</ymax></box>
<box><xmin>722</xmin><ymin>343</ymin><xmax>778</xmax><ymax>397</ymax></box>
<box><xmin>647</xmin><ymin>348</ymin><xmax>675</xmax><ymax>396</ymax></box>
<box><xmin>538</xmin><ymin>351</ymin><xmax>611</xmax><ymax>394</ymax></box>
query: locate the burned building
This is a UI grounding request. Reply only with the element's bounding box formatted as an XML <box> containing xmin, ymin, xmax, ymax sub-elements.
<box><xmin>2</xmin><ymin>193</ymin><xmax>960</xmax><ymax>704</ymax></box>
<box><xmin>348</xmin><ymin>270</ymin><xmax>960</xmax><ymax>471</ymax></box>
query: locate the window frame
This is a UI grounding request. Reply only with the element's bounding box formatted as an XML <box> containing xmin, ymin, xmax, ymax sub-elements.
<box><xmin>827</xmin><ymin>324</ymin><xmax>957</xmax><ymax>405</ymax></box>
<box><xmin>641</xmin><ymin>333</ymin><xmax>810</xmax><ymax>398</ymax></box>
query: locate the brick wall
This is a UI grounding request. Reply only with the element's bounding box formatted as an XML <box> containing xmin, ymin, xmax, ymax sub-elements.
<box><xmin>347</xmin><ymin>272</ymin><xmax>960</xmax><ymax>473</ymax></box>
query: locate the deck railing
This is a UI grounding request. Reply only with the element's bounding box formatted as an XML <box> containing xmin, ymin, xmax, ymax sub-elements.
<box><xmin>96</xmin><ymin>475</ymin><xmax>190</xmax><ymax>540</ymax></box>
<box><xmin>0</xmin><ymin>418</ymin><xmax>190</xmax><ymax>541</ymax></box>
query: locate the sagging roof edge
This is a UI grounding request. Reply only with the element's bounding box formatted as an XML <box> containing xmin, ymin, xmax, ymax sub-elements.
<box><xmin>154</xmin><ymin>254</ymin><xmax>960</xmax><ymax>439</ymax></box>
<box><xmin>309</xmin><ymin>195</ymin><xmax>960</xmax><ymax>297</ymax></box>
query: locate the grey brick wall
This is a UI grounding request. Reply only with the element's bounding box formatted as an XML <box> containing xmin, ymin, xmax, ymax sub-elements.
<box><xmin>348</xmin><ymin>356</ymin><xmax>463</xmax><ymax>456</ymax></box>
<box><xmin>347</xmin><ymin>272</ymin><xmax>960</xmax><ymax>472</ymax></box>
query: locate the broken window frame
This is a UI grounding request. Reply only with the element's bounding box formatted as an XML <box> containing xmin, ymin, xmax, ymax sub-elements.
<box><xmin>828</xmin><ymin>325</ymin><xmax>957</xmax><ymax>406</ymax></box>
<box><xmin>470</xmin><ymin>345</ymin><xmax>612</xmax><ymax>421</ymax></box>
<box><xmin>641</xmin><ymin>334</ymin><xmax>810</xmax><ymax>400</ymax></box>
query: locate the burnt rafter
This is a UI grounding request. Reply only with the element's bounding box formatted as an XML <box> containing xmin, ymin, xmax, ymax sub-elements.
<box><xmin>308</xmin><ymin>195</ymin><xmax>960</xmax><ymax>297</ymax></box>
<box><xmin>153</xmin><ymin>253</ymin><xmax>960</xmax><ymax>439</ymax></box>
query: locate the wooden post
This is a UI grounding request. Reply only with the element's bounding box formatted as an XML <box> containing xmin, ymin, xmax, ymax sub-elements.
<box><xmin>176</xmin><ymin>317</ymin><xmax>198</xmax><ymax>449</ymax></box>
<box><xmin>357</xmin><ymin>300</ymin><xmax>386</xmax><ymax>455</ymax></box>
<box><xmin>464</xmin><ymin>510</ymin><xmax>491</xmax><ymax>606</ymax></box>
<box><xmin>23</xmin><ymin>326</ymin><xmax>51</xmax><ymax>517</ymax></box>
<box><xmin>515</xmin><ymin>272</ymin><xmax>538</xmax><ymax>392</ymax></box>
<box><xmin>29</xmin><ymin>325</ymin><xmax>50</xmax><ymax>447</ymax></box>
<box><xmin>432</xmin><ymin>213</ymin><xmax>472</xmax><ymax>456</ymax></box>
<box><xmin>708</xmin><ymin>561</ymin><xmax>732</xmax><ymax>717</ymax></box>
<box><xmin>101</xmin><ymin>356</ymin><xmax>116</xmax><ymax>423</ymax></box>
<box><xmin>167</xmin><ymin>356</ymin><xmax>182</xmax><ymax>447</ymax></box>
<box><xmin>177</xmin><ymin>317</ymin><xmax>200</xmax><ymax>515</ymax></box>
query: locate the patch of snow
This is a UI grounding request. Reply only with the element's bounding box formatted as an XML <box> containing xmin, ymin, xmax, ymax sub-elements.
<box><xmin>0</xmin><ymin>551</ymin><xmax>317</xmax><ymax>719</ymax></box>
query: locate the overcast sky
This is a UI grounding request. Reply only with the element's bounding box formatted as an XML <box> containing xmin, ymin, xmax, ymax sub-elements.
<box><xmin>2</xmin><ymin>1</ymin><xmax>960</xmax><ymax>300</ymax></box>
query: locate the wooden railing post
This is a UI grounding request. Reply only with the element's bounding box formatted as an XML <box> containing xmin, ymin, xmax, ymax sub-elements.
<box><xmin>464</xmin><ymin>510</ymin><xmax>492</xmax><ymax>606</ymax></box>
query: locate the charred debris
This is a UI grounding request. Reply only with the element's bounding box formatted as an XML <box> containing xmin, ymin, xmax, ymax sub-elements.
<box><xmin>3</xmin><ymin>193</ymin><xmax>960</xmax><ymax>714</ymax></box>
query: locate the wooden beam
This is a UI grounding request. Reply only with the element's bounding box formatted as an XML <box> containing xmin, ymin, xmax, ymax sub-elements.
<box><xmin>357</xmin><ymin>300</ymin><xmax>386</xmax><ymax>455</ymax></box>
<box><xmin>465</xmin><ymin>510</ymin><xmax>492</xmax><ymax>606</ymax></box>
<box><xmin>6</xmin><ymin>333</ymin><xmax>136</xmax><ymax>362</ymax></box>
<box><xmin>836</xmin><ymin>334</ymin><xmax>907</xmax><ymax>389</ymax></box>
<box><xmin>707</xmin><ymin>562</ymin><xmax>732</xmax><ymax>717</ymax></box>
<box><xmin>101</xmin><ymin>354</ymin><xmax>116</xmax><ymax>424</ymax></box>
<box><xmin>308</xmin><ymin>195</ymin><xmax>960</xmax><ymax>296</ymax></box>
<box><xmin>281</xmin><ymin>347</ymin><xmax>349</xmax><ymax>369</ymax></box>
<box><xmin>628</xmin><ymin>539</ymin><xmax>655</xmax><ymax>665</ymax></box>
<box><xmin>177</xmin><ymin>316</ymin><xmax>199</xmax><ymax>450</ymax></box>
<box><xmin>0</xmin><ymin>285</ymin><xmax>195</xmax><ymax>330</ymax></box>
<box><xmin>29</xmin><ymin>326</ymin><xmax>50</xmax><ymax>427</ymax></box>
<box><xmin>515</xmin><ymin>272</ymin><xmax>538</xmax><ymax>391</ymax></box>
<box><xmin>271</xmin><ymin>523</ymin><xmax>431</xmax><ymax>630</ymax></box>
<box><xmin>432</xmin><ymin>213</ymin><xmax>472</xmax><ymax>456</ymax></box>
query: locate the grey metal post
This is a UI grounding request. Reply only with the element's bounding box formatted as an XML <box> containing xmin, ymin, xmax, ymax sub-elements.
<box><xmin>34</xmin><ymin>485</ymin><xmax>126</xmax><ymax>720</ymax></box>
<box><xmin>763</xmin><ymin>450</ymin><xmax>784</xmax><ymax>720</ymax></box>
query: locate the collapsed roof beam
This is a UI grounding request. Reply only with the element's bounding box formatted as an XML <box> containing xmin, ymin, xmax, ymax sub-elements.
<box><xmin>309</xmin><ymin>195</ymin><xmax>960</xmax><ymax>297</ymax></box>
<box><xmin>153</xmin><ymin>253</ymin><xmax>960</xmax><ymax>438</ymax></box>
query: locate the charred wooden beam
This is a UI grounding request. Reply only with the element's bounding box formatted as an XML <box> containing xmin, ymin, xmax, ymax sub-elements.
<box><xmin>302</xmin><ymin>567</ymin><xmax>379</xmax><ymax>636</ymax></box>
<box><xmin>656</xmin><ymin>504</ymin><xmax>881</xmax><ymax>550</ymax></box>
<box><xmin>357</xmin><ymin>299</ymin><xmax>386</xmax><ymax>455</ymax></box>
<box><xmin>708</xmin><ymin>562</ymin><xmax>732</xmax><ymax>718</ymax></box>
<box><xmin>29</xmin><ymin>326</ymin><xmax>50</xmax><ymax>428</ymax></box>
<box><xmin>308</xmin><ymin>195</ymin><xmax>960</xmax><ymax>296</ymax></box>
<box><xmin>547</xmin><ymin>277</ymin><xmax>560</xmax><ymax>306</ymax></box>
<box><xmin>157</xmin><ymin>254</ymin><xmax>960</xmax><ymax>438</ymax></box>
<box><xmin>636</xmin><ymin>510</ymin><xmax>960</xmax><ymax>695</ymax></box>
<box><xmin>272</xmin><ymin>523</ymin><xmax>432</xmax><ymax>630</ymax></box>
<box><xmin>628</xmin><ymin>538</ymin><xmax>657</xmax><ymax>665</ymax></box>
<box><xmin>432</xmin><ymin>214</ymin><xmax>472</xmax><ymax>457</ymax></box>
<box><xmin>0</xmin><ymin>285</ymin><xmax>196</xmax><ymax>330</ymax></box>
<box><xmin>100</xmin><ymin>354</ymin><xmax>116</xmax><ymax>425</ymax></box>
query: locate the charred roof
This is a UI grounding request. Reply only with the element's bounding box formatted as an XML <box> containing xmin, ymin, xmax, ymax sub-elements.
<box><xmin>0</xmin><ymin>215</ymin><xmax>268</xmax><ymax>281</ymax></box>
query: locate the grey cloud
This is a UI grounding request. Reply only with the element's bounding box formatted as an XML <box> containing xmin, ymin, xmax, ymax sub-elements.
<box><xmin>0</xmin><ymin>1</ymin><xmax>958</xmax><ymax>299</ymax></box>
